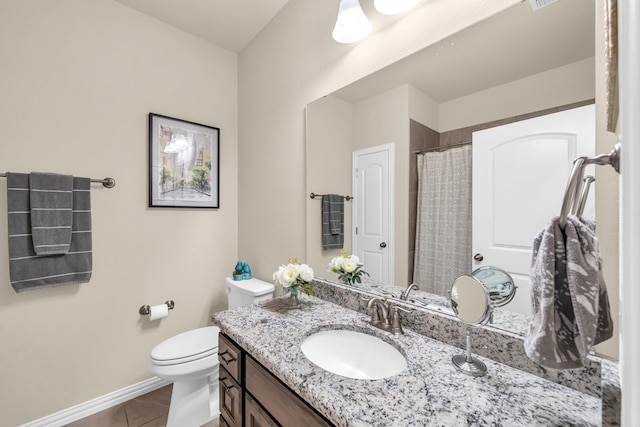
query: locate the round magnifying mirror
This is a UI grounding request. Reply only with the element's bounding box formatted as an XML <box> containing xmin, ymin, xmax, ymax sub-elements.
<box><xmin>450</xmin><ymin>275</ymin><xmax>490</xmax><ymax>325</ymax></box>
<box><xmin>471</xmin><ymin>266</ymin><xmax>516</xmax><ymax>308</ymax></box>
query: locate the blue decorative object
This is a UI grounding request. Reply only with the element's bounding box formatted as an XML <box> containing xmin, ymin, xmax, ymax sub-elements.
<box><xmin>242</xmin><ymin>262</ymin><xmax>252</xmax><ymax>280</ymax></box>
<box><xmin>233</xmin><ymin>261</ymin><xmax>245</xmax><ymax>280</ymax></box>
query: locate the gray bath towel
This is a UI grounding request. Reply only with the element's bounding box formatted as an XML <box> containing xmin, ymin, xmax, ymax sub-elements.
<box><xmin>29</xmin><ymin>172</ymin><xmax>73</xmax><ymax>255</ymax></box>
<box><xmin>321</xmin><ymin>194</ymin><xmax>344</xmax><ymax>250</ymax></box>
<box><xmin>524</xmin><ymin>215</ymin><xmax>613</xmax><ymax>369</ymax></box>
<box><xmin>7</xmin><ymin>172</ymin><xmax>92</xmax><ymax>293</ymax></box>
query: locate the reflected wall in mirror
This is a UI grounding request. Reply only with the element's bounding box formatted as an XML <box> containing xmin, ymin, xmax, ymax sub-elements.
<box><xmin>305</xmin><ymin>0</ymin><xmax>606</xmax><ymax>336</ymax></box>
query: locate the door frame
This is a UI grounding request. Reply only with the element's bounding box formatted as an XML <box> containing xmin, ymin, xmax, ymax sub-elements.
<box><xmin>352</xmin><ymin>143</ymin><xmax>395</xmax><ymax>284</ymax></box>
<box><xmin>620</xmin><ymin>0</ymin><xmax>639</xmax><ymax>423</ymax></box>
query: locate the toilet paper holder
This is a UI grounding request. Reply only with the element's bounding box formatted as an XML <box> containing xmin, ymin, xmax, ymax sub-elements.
<box><xmin>139</xmin><ymin>300</ymin><xmax>175</xmax><ymax>315</ymax></box>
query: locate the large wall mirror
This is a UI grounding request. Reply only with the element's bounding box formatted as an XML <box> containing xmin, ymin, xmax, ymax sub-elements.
<box><xmin>305</xmin><ymin>0</ymin><xmax>605</xmax><ymax>336</ymax></box>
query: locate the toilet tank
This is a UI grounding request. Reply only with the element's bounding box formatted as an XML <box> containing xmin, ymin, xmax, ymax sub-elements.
<box><xmin>226</xmin><ymin>277</ymin><xmax>275</xmax><ymax>309</ymax></box>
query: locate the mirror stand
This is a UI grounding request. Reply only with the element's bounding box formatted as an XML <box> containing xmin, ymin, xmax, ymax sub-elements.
<box><xmin>452</xmin><ymin>326</ymin><xmax>487</xmax><ymax>377</ymax></box>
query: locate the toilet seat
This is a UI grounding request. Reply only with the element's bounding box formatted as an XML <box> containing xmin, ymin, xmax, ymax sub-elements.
<box><xmin>151</xmin><ymin>326</ymin><xmax>219</xmax><ymax>366</ymax></box>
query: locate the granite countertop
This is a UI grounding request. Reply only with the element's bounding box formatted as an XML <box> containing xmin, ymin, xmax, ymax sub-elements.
<box><xmin>213</xmin><ymin>295</ymin><xmax>601</xmax><ymax>427</ymax></box>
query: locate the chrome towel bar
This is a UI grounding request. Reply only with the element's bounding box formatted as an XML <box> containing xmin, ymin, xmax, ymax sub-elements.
<box><xmin>0</xmin><ymin>173</ymin><xmax>115</xmax><ymax>188</ymax></box>
<box><xmin>309</xmin><ymin>192</ymin><xmax>353</xmax><ymax>201</ymax></box>
<box><xmin>559</xmin><ymin>141</ymin><xmax>621</xmax><ymax>229</ymax></box>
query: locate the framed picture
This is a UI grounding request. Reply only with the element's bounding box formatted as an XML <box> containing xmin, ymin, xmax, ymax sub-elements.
<box><xmin>149</xmin><ymin>113</ymin><xmax>220</xmax><ymax>208</ymax></box>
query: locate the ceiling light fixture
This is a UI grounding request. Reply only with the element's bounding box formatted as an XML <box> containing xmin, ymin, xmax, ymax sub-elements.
<box><xmin>374</xmin><ymin>0</ymin><xmax>419</xmax><ymax>15</ymax></box>
<box><xmin>333</xmin><ymin>0</ymin><xmax>419</xmax><ymax>43</ymax></box>
<box><xmin>332</xmin><ymin>0</ymin><xmax>372</xmax><ymax>44</ymax></box>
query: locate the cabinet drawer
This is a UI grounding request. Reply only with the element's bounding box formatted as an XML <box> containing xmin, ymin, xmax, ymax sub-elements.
<box><xmin>245</xmin><ymin>393</ymin><xmax>278</xmax><ymax>427</ymax></box>
<box><xmin>219</xmin><ymin>366</ymin><xmax>242</xmax><ymax>427</ymax></box>
<box><xmin>246</xmin><ymin>355</ymin><xmax>333</xmax><ymax>427</ymax></box>
<box><xmin>219</xmin><ymin>333</ymin><xmax>242</xmax><ymax>382</ymax></box>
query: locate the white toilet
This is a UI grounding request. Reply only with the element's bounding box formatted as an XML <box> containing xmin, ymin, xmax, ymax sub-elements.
<box><xmin>149</xmin><ymin>277</ymin><xmax>275</xmax><ymax>427</ymax></box>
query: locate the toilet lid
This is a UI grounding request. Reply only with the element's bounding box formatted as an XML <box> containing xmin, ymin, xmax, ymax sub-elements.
<box><xmin>151</xmin><ymin>326</ymin><xmax>220</xmax><ymax>365</ymax></box>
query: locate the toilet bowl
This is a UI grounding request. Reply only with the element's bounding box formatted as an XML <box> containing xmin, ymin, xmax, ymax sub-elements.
<box><xmin>150</xmin><ymin>326</ymin><xmax>220</xmax><ymax>427</ymax></box>
<box><xmin>149</xmin><ymin>277</ymin><xmax>275</xmax><ymax>427</ymax></box>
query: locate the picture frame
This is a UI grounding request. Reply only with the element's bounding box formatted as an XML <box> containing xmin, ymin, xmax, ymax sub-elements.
<box><xmin>149</xmin><ymin>113</ymin><xmax>220</xmax><ymax>208</ymax></box>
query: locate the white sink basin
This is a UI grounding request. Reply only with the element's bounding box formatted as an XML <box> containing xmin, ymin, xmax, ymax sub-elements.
<box><xmin>300</xmin><ymin>329</ymin><xmax>407</xmax><ymax>380</ymax></box>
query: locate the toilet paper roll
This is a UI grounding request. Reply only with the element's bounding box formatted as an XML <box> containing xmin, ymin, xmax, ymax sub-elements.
<box><xmin>148</xmin><ymin>304</ymin><xmax>169</xmax><ymax>321</ymax></box>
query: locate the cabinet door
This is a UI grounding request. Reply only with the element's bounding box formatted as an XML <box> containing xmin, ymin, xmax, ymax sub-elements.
<box><xmin>245</xmin><ymin>393</ymin><xmax>278</xmax><ymax>427</ymax></box>
<box><xmin>219</xmin><ymin>366</ymin><xmax>242</xmax><ymax>427</ymax></box>
<box><xmin>245</xmin><ymin>356</ymin><xmax>332</xmax><ymax>427</ymax></box>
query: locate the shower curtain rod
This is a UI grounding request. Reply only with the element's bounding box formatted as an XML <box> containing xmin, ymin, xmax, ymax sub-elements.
<box><xmin>415</xmin><ymin>140</ymin><xmax>472</xmax><ymax>154</ymax></box>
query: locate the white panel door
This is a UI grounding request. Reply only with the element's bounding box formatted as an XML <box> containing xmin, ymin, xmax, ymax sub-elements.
<box><xmin>472</xmin><ymin>105</ymin><xmax>595</xmax><ymax>316</ymax></box>
<box><xmin>353</xmin><ymin>143</ymin><xmax>394</xmax><ymax>284</ymax></box>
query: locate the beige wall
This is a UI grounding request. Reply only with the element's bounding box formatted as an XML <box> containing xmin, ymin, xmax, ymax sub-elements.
<box><xmin>439</xmin><ymin>57</ymin><xmax>596</xmax><ymax>131</ymax></box>
<box><xmin>0</xmin><ymin>1</ymin><xmax>238</xmax><ymax>425</ymax></box>
<box><xmin>409</xmin><ymin>85</ymin><xmax>440</xmax><ymax>131</ymax></box>
<box><xmin>305</xmin><ymin>96</ymin><xmax>354</xmax><ymax>277</ymax></box>
<box><xmin>306</xmin><ymin>86</ymin><xmax>413</xmax><ymax>287</ymax></box>
<box><xmin>354</xmin><ymin>86</ymin><xmax>410</xmax><ymax>285</ymax></box>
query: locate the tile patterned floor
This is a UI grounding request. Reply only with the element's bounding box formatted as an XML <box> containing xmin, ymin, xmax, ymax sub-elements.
<box><xmin>65</xmin><ymin>385</ymin><xmax>219</xmax><ymax>427</ymax></box>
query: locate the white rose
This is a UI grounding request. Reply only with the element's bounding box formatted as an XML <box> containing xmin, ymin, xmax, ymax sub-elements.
<box><xmin>328</xmin><ymin>256</ymin><xmax>342</xmax><ymax>272</ymax></box>
<box><xmin>273</xmin><ymin>265</ymin><xmax>285</xmax><ymax>282</ymax></box>
<box><xmin>298</xmin><ymin>263</ymin><xmax>314</xmax><ymax>282</ymax></box>
<box><xmin>349</xmin><ymin>254</ymin><xmax>361</xmax><ymax>265</ymax></box>
<box><xmin>342</xmin><ymin>257</ymin><xmax>358</xmax><ymax>273</ymax></box>
<box><xmin>279</xmin><ymin>263</ymin><xmax>298</xmax><ymax>287</ymax></box>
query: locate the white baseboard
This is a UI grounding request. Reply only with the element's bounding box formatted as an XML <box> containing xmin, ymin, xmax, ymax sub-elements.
<box><xmin>19</xmin><ymin>376</ymin><xmax>171</xmax><ymax>427</ymax></box>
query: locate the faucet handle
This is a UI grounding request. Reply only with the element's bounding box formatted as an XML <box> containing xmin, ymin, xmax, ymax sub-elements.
<box><xmin>389</xmin><ymin>305</ymin><xmax>412</xmax><ymax>335</ymax></box>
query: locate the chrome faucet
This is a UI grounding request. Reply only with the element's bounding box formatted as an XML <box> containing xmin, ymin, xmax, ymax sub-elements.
<box><xmin>366</xmin><ymin>297</ymin><xmax>390</xmax><ymax>329</ymax></box>
<box><xmin>399</xmin><ymin>283</ymin><xmax>418</xmax><ymax>301</ymax></box>
<box><xmin>366</xmin><ymin>297</ymin><xmax>412</xmax><ymax>335</ymax></box>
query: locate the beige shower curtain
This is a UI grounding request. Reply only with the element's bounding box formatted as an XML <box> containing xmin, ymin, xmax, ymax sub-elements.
<box><xmin>413</xmin><ymin>145</ymin><xmax>472</xmax><ymax>296</ymax></box>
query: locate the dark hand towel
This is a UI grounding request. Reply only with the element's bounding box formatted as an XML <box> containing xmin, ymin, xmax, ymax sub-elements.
<box><xmin>321</xmin><ymin>194</ymin><xmax>344</xmax><ymax>250</ymax></box>
<box><xmin>7</xmin><ymin>172</ymin><xmax>92</xmax><ymax>293</ymax></box>
<box><xmin>29</xmin><ymin>172</ymin><xmax>73</xmax><ymax>255</ymax></box>
<box><xmin>524</xmin><ymin>215</ymin><xmax>613</xmax><ymax>369</ymax></box>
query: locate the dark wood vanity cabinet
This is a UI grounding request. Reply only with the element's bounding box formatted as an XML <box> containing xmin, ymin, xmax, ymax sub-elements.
<box><xmin>218</xmin><ymin>333</ymin><xmax>334</xmax><ymax>427</ymax></box>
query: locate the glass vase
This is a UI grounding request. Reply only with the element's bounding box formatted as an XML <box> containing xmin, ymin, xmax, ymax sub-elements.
<box><xmin>284</xmin><ymin>286</ymin><xmax>301</xmax><ymax>309</ymax></box>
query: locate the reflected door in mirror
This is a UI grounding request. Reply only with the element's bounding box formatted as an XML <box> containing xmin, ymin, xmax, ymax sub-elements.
<box><xmin>472</xmin><ymin>105</ymin><xmax>595</xmax><ymax>316</ymax></box>
<box><xmin>353</xmin><ymin>144</ymin><xmax>394</xmax><ymax>284</ymax></box>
